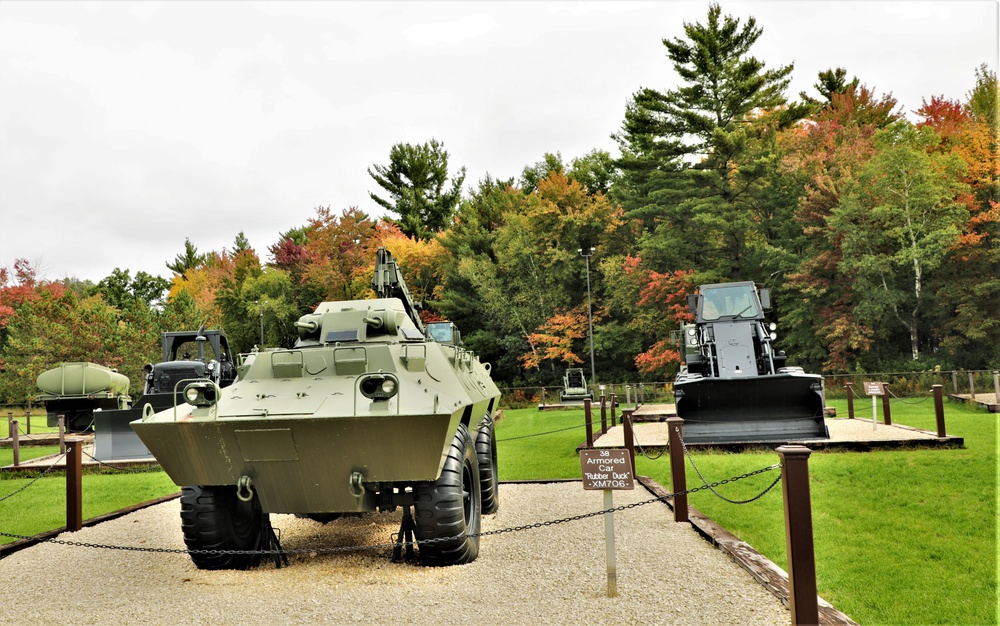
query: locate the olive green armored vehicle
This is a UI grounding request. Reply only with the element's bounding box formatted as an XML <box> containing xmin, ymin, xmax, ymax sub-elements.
<box><xmin>132</xmin><ymin>248</ymin><xmax>501</xmax><ymax>569</ymax></box>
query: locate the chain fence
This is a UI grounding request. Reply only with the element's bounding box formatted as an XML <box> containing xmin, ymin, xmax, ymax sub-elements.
<box><xmin>0</xmin><ymin>460</ymin><xmax>781</xmax><ymax>562</ymax></box>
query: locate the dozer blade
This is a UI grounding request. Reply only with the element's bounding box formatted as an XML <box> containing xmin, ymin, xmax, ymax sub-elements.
<box><xmin>674</xmin><ymin>373</ymin><xmax>828</xmax><ymax>444</ymax></box>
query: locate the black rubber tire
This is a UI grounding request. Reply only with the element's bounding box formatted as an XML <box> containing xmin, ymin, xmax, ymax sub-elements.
<box><xmin>475</xmin><ymin>416</ymin><xmax>500</xmax><ymax>514</ymax></box>
<box><xmin>180</xmin><ymin>485</ymin><xmax>266</xmax><ymax>570</ymax></box>
<box><xmin>413</xmin><ymin>423</ymin><xmax>481</xmax><ymax>566</ymax></box>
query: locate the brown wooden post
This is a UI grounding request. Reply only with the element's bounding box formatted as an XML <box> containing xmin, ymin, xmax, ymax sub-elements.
<box><xmin>59</xmin><ymin>415</ymin><xmax>66</xmax><ymax>455</ymax></box>
<box><xmin>66</xmin><ymin>438</ymin><xmax>83</xmax><ymax>532</ymax></box>
<box><xmin>25</xmin><ymin>409</ymin><xmax>31</xmax><ymax>435</ymax></box>
<box><xmin>11</xmin><ymin>420</ymin><xmax>20</xmax><ymax>467</ymax></box>
<box><xmin>932</xmin><ymin>385</ymin><xmax>947</xmax><ymax>437</ymax></box>
<box><xmin>600</xmin><ymin>392</ymin><xmax>608</xmax><ymax>435</ymax></box>
<box><xmin>539</xmin><ymin>387</ymin><xmax>546</xmax><ymax>408</ymax></box>
<box><xmin>622</xmin><ymin>409</ymin><xmax>636</xmax><ymax>476</ymax></box>
<box><xmin>951</xmin><ymin>371</ymin><xmax>958</xmax><ymax>394</ymax></box>
<box><xmin>610</xmin><ymin>394</ymin><xmax>617</xmax><ymax>427</ymax></box>
<box><xmin>993</xmin><ymin>371</ymin><xmax>1000</xmax><ymax>405</ymax></box>
<box><xmin>584</xmin><ymin>398</ymin><xmax>594</xmax><ymax>448</ymax></box>
<box><xmin>968</xmin><ymin>371</ymin><xmax>976</xmax><ymax>401</ymax></box>
<box><xmin>881</xmin><ymin>385</ymin><xmax>892</xmax><ymax>426</ymax></box>
<box><xmin>6</xmin><ymin>411</ymin><xmax>12</xmax><ymax>438</ymax></box>
<box><xmin>845</xmin><ymin>382</ymin><xmax>855</xmax><ymax>419</ymax></box>
<box><xmin>666</xmin><ymin>417</ymin><xmax>688</xmax><ymax>523</ymax></box>
<box><xmin>776</xmin><ymin>445</ymin><xmax>819</xmax><ymax>626</ymax></box>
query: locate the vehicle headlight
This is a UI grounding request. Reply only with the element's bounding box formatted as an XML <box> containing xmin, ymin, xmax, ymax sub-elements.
<box><xmin>183</xmin><ymin>381</ymin><xmax>219</xmax><ymax>407</ymax></box>
<box><xmin>360</xmin><ymin>374</ymin><xmax>399</xmax><ymax>401</ymax></box>
<box><xmin>687</xmin><ymin>328</ymin><xmax>696</xmax><ymax>336</ymax></box>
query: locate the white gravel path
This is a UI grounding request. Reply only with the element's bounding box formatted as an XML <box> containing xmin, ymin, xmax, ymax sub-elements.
<box><xmin>1</xmin><ymin>483</ymin><xmax>790</xmax><ymax>625</ymax></box>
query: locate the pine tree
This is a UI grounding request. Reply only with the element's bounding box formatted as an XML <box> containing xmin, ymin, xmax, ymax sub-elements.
<box><xmin>613</xmin><ymin>2</ymin><xmax>810</xmax><ymax>280</ymax></box>
<box><xmin>368</xmin><ymin>139</ymin><xmax>466</xmax><ymax>240</ymax></box>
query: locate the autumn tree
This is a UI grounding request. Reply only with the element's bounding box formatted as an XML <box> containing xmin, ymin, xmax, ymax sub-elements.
<box><xmin>830</xmin><ymin>121</ymin><xmax>968</xmax><ymax>361</ymax></box>
<box><xmin>94</xmin><ymin>268</ymin><xmax>170</xmax><ymax>310</ymax></box>
<box><xmin>368</xmin><ymin>139</ymin><xmax>466</xmax><ymax>240</ymax></box>
<box><xmin>614</xmin><ymin>2</ymin><xmax>810</xmax><ymax>281</ymax></box>
<box><xmin>917</xmin><ymin>67</ymin><xmax>1000</xmax><ymax>367</ymax></box>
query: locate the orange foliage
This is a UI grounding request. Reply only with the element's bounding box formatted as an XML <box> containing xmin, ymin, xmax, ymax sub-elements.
<box><xmin>519</xmin><ymin>306</ymin><xmax>589</xmax><ymax>369</ymax></box>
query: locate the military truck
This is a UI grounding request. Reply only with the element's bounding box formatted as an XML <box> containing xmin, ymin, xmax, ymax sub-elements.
<box><xmin>673</xmin><ymin>281</ymin><xmax>828</xmax><ymax>443</ymax></box>
<box><xmin>132</xmin><ymin>247</ymin><xmax>501</xmax><ymax>569</ymax></box>
<box><xmin>36</xmin><ymin>362</ymin><xmax>132</xmax><ymax>433</ymax></box>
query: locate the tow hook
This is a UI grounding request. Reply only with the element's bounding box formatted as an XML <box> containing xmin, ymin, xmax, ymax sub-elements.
<box><xmin>236</xmin><ymin>475</ymin><xmax>254</xmax><ymax>502</ymax></box>
<box><xmin>349</xmin><ymin>471</ymin><xmax>366</xmax><ymax>499</ymax></box>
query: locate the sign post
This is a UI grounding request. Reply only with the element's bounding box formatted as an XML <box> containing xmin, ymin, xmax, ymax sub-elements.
<box><xmin>580</xmin><ymin>448</ymin><xmax>635</xmax><ymax>597</ymax></box>
<box><xmin>864</xmin><ymin>382</ymin><xmax>885</xmax><ymax>430</ymax></box>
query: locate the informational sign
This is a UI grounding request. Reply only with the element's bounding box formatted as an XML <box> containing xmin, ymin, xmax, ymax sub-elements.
<box><xmin>580</xmin><ymin>448</ymin><xmax>634</xmax><ymax>490</ymax></box>
<box><xmin>864</xmin><ymin>382</ymin><xmax>886</xmax><ymax>396</ymax></box>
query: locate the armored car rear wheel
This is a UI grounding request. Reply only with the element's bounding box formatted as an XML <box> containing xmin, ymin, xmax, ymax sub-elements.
<box><xmin>475</xmin><ymin>417</ymin><xmax>500</xmax><ymax>514</ymax></box>
<box><xmin>180</xmin><ymin>485</ymin><xmax>266</xmax><ymax>570</ymax></box>
<box><xmin>413</xmin><ymin>423</ymin><xmax>481</xmax><ymax>566</ymax></box>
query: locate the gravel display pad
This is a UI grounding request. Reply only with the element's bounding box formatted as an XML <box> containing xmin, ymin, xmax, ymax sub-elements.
<box><xmin>1</xmin><ymin>483</ymin><xmax>789</xmax><ymax>625</ymax></box>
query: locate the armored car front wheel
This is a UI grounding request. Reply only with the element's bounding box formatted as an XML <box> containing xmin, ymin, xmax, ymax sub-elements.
<box><xmin>413</xmin><ymin>423</ymin><xmax>481</xmax><ymax>566</ymax></box>
<box><xmin>180</xmin><ymin>485</ymin><xmax>267</xmax><ymax>570</ymax></box>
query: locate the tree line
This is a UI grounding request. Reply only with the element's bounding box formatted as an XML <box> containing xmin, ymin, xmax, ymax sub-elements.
<box><xmin>1</xmin><ymin>3</ymin><xmax>997</xmax><ymax>403</ymax></box>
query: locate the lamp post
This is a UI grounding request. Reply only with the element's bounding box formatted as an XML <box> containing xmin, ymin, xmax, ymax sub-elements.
<box><xmin>578</xmin><ymin>247</ymin><xmax>596</xmax><ymax>385</ymax></box>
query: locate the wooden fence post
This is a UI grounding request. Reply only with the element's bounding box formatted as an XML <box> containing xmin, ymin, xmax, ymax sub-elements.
<box><xmin>622</xmin><ymin>409</ymin><xmax>635</xmax><ymax>476</ymax></box>
<box><xmin>58</xmin><ymin>415</ymin><xmax>66</xmax><ymax>455</ymax></box>
<box><xmin>777</xmin><ymin>445</ymin><xmax>819</xmax><ymax>626</ymax></box>
<box><xmin>600</xmin><ymin>392</ymin><xmax>608</xmax><ymax>435</ymax></box>
<box><xmin>66</xmin><ymin>438</ymin><xmax>83</xmax><ymax>532</ymax></box>
<box><xmin>968</xmin><ymin>371</ymin><xmax>976</xmax><ymax>401</ymax></box>
<box><xmin>932</xmin><ymin>385</ymin><xmax>947</xmax><ymax>437</ymax></box>
<box><xmin>584</xmin><ymin>398</ymin><xmax>594</xmax><ymax>448</ymax></box>
<box><xmin>11</xmin><ymin>420</ymin><xmax>19</xmax><ymax>467</ymax></box>
<box><xmin>666</xmin><ymin>417</ymin><xmax>688</xmax><ymax>523</ymax></box>
<box><xmin>845</xmin><ymin>383</ymin><xmax>855</xmax><ymax>419</ymax></box>
<box><xmin>25</xmin><ymin>409</ymin><xmax>31</xmax><ymax>435</ymax></box>
<box><xmin>610</xmin><ymin>394</ymin><xmax>617</xmax><ymax>427</ymax></box>
<box><xmin>881</xmin><ymin>385</ymin><xmax>892</xmax><ymax>426</ymax></box>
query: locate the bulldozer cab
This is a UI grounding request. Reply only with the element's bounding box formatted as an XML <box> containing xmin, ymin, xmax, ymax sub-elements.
<box><xmin>696</xmin><ymin>282</ymin><xmax>765</xmax><ymax>322</ymax></box>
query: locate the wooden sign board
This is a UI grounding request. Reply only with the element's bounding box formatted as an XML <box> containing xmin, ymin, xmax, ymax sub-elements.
<box><xmin>864</xmin><ymin>382</ymin><xmax>886</xmax><ymax>396</ymax></box>
<box><xmin>580</xmin><ymin>448</ymin><xmax>634</xmax><ymax>490</ymax></box>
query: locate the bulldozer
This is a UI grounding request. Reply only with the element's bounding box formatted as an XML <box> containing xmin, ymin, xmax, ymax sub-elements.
<box><xmin>673</xmin><ymin>281</ymin><xmax>828</xmax><ymax>444</ymax></box>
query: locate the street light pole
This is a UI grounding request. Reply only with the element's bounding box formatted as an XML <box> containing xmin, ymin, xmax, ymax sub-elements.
<box><xmin>579</xmin><ymin>247</ymin><xmax>596</xmax><ymax>385</ymax></box>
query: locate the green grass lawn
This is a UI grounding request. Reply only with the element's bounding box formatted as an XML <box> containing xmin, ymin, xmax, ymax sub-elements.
<box><xmin>1</xmin><ymin>444</ymin><xmax>177</xmax><ymax>543</ymax></box>
<box><xmin>496</xmin><ymin>400</ymin><xmax>997</xmax><ymax>626</ymax></box>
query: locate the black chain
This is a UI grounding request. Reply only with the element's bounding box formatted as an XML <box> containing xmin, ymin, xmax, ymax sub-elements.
<box><xmin>0</xmin><ymin>453</ymin><xmax>67</xmax><ymax>503</ymax></box>
<box><xmin>631</xmin><ymin>426</ymin><xmax>666</xmax><ymax>461</ymax></box>
<box><xmin>677</xmin><ymin>426</ymin><xmax>782</xmax><ymax>504</ymax></box>
<box><xmin>496</xmin><ymin>423</ymin><xmax>587</xmax><ymax>442</ymax></box>
<box><xmin>0</xmin><ymin>464</ymin><xmax>780</xmax><ymax>558</ymax></box>
<box><xmin>81</xmin><ymin>451</ymin><xmax>162</xmax><ymax>474</ymax></box>
<box><xmin>885</xmin><ymin>387</ymin><xmax>931</xmax><ymax>404</ymax></box>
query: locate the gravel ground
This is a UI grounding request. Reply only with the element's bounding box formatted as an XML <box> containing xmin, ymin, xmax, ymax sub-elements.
<box><xmin>1</xmin><ymin>483</ymin><xmax>790</xmax><ymax>625</ymax></box>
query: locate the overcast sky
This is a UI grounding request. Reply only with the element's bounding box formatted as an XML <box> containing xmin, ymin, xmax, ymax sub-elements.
<box><xmin>1</xmin><ymin>1</ymin><xmax>996</xmax><ymax>285</ymax></box>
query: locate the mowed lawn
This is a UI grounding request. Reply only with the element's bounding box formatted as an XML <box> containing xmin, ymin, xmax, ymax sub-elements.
<box><xmin>495</xmin><ymin>399</ymin><xmax>997</xmax><ymax>626</ymax></box>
